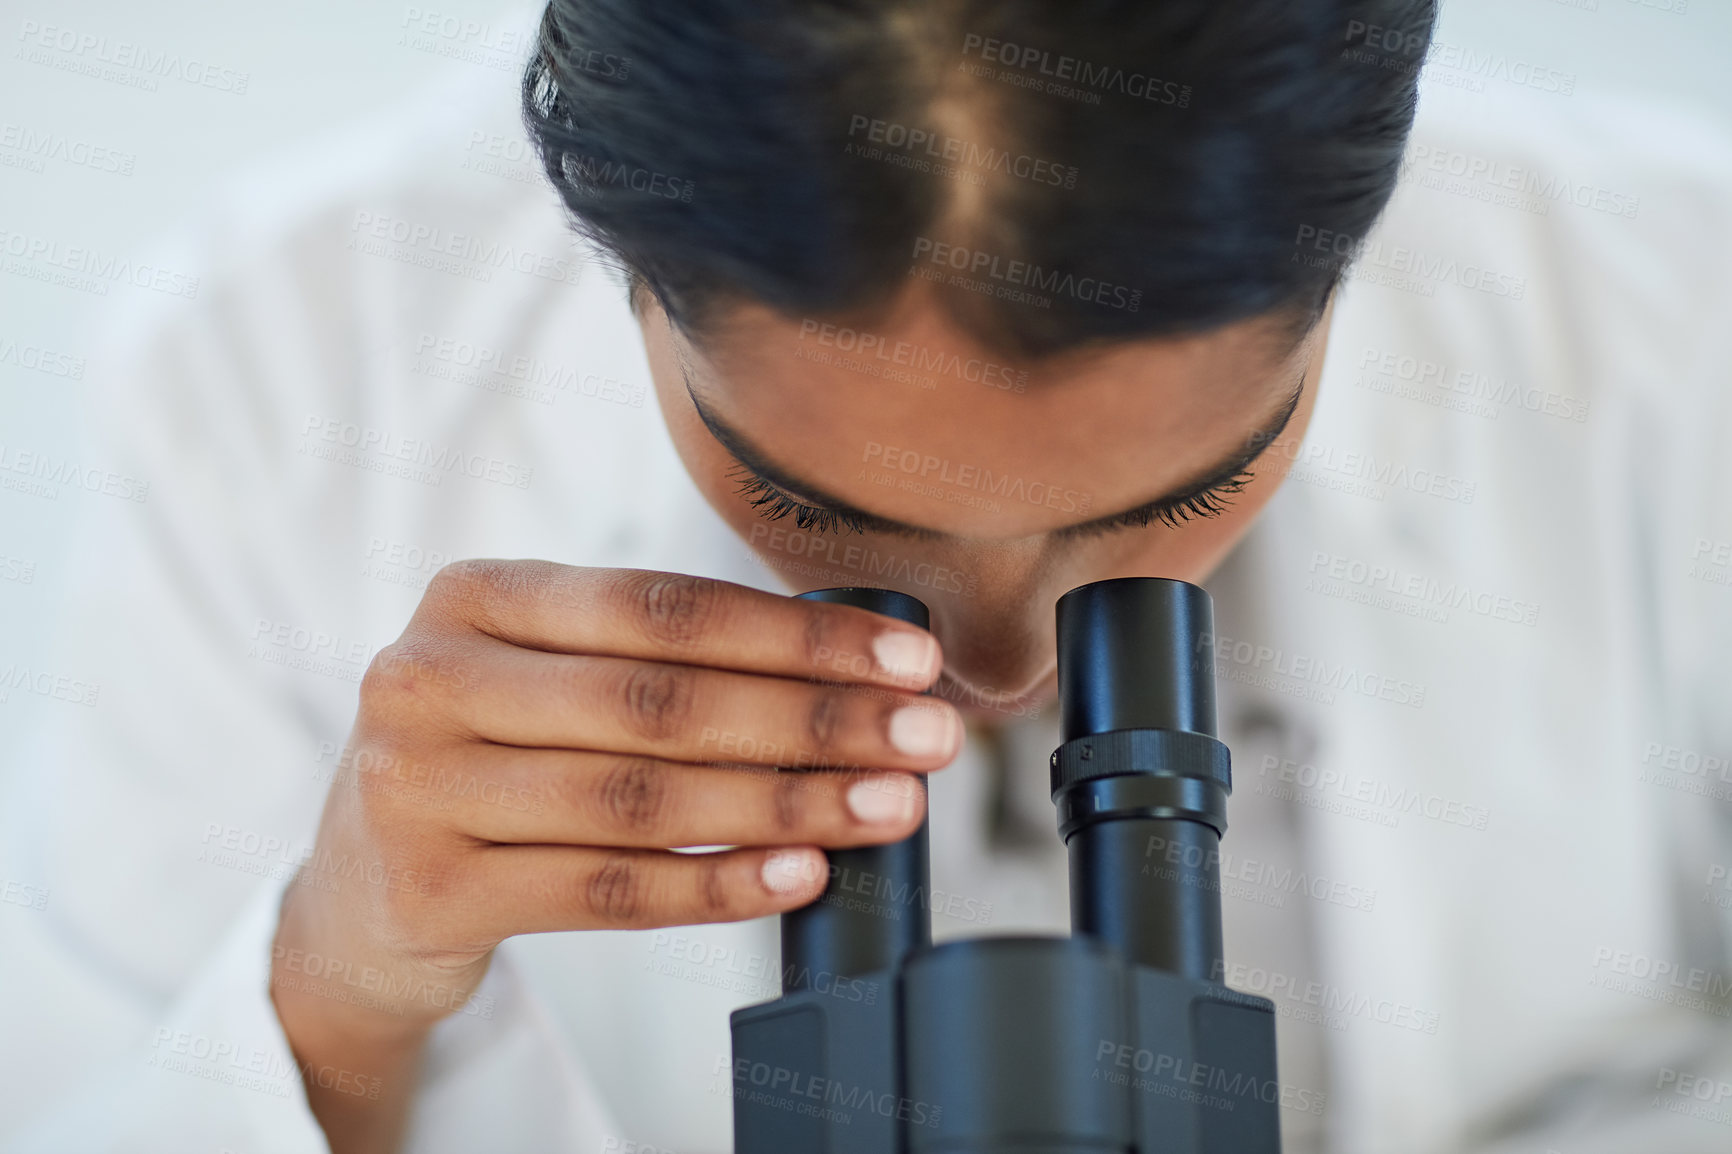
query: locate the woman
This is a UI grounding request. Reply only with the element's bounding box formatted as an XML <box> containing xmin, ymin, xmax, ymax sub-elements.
<box><xmin>279</xmin><ymin>2</ymin><xmax>1425</xmax><ymax>1147</ymax></box>
<box><xmin>13</xmin><ymin>1</ymin><xmax>1732</xmax><ymax>1152</ymax></box>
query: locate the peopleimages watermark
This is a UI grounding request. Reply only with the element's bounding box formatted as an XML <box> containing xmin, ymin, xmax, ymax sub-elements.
<box><xmin>146</xmin><ymin>1029</ymin><xmax>296</xmax><ymax>1099</ymax></box>
<box><xmin>1256</xmin><ymin>755</ymin><xmax>1491</xmax><ymax>832</ymax></box>
<box><xmin>1336</xmin><ymin>21</ymin><xmax>1577</xmax><ymax>97</ymax></box>
<box><xmin>0</xmin><ymin>877</ymin><xmax>50</xmax><ymax>911</ymax></box>
<box><xmin>746</xmin><ymin>523</ymin><xmax>980</xmax><ymax>598</ymax></box>
<box><xmin>14</xmin><ymin>19</ymin><xmax>251</xmax><ymax>95</ymax></box>
<box><xmin>1094</xmin><ymin>1041</ymin><xmax>1326</xmax><ymax>1116</ymax></box>
<box><xmin>298</xmin><ymin>414</ymin><xmax>534</xmax><ymax>490</ymax></box>
<box><xmin>0</xmin><ymin>662</ymin><xmax>100</xmax><ymax>708</ymax></box>
<box><xmin>359</xmin><ymin>536</ymin><xmax>455</xmax><ymax>592</ymax></box>
<box><xmin>646</xmin><ymin>931</ymin><xmax>881</xmax><ymax>1005</ymax></box>
<box><xmin>412</xmin><ymin>331</ymin><xmax>647</xmax><ymax>408</ymax></box>
<box><xmin>960</xmin><ymin>33</ymin><xmax>1191</xmax><ymax>108</ymax></box>
<box><xmin>795</xmin><ymin>319</ymin><xmax>1028</xmax><ymax>392</ymax></box>
<box><xmin>910</xmin><ymin>237</ymin><xmax>1142</xmax><ymax>313</ymax></box>
<box><xmin>398</xmin><ymin>6</ymin><xmax>531</xmax><ymax>73</ymax></box>
<box><xmin>1353</xmin><ymin>345</ymin><xmax>1590</xmax><ymax>425</ymax></box>
<box><xmin>1292</xmin><ymin>225</ymin><xmax>1528</xmax><ymax>303</ymax></box>
<box><xmin>1702</xmin><ymin>863</ymin><xmax>1732</xmax><ymax>912</ymax></box>
<box><xmin>274</xmin><ymin>944</ymin><xmax>496</xmax><ymax>1019</ymax></box>
<box><xmin>713</xmin><ymin>1054</ymin><xmax>944</xmax><ymax>1129</ymax></box>
<box><xmin>0</xmin><ymin>334</ymin><xmax>85</xmax><ymax>379</ymax></box>
<box><xmin>1143</xmin><ymin>832</ymin><xmax>1379</xmax><ymax>913</ymax></box>
<box><xmin>1589</xmin><ymin>946</ymin><xmax>1732</xmax><ymax>1018</ymax></box>
<box><xmin>1</xmin><ymin>224</ymin><xmax>200</xmax><ymax>298</ymax></box>
<box><xmin>1261</xmin><ymin>434</ymin><xmax>1478</xmax><ymax>506</ymax></box>
<box><xmin>814</xmin><ymin>861</ymin><xmax>994</xmax><ymax>928</ymax></box>
<box><xmin>559</xmin><ymin>153</ymin><xmax>695</xmax><ymax>203</ymax></box>
<box><xmin>0</xmin><ymin>442</ymin><xmax>149</xmax><ymax>503</ymax></box>
<box><xmin>0</xmin><ymin>120</ymin><xmax>135</xmax><ymax>177</ymax></box>
<box><xmin>0</xmin><ymin>553</ymin><xmax>36</xmax><ymax>585</ymax></box>
<box><xmin>845</xmin><ymin>115</ymin><xmax>1078</xmax><ymax>190</ymax></box>
<box><xmin>196</xmin><ymin>821</ymin><xmax>440</xmax><ymax>898</ymax></box>
<box><xmin>148</xmin><ymin>1025</ymin><xmax>383</xmax><ymax>1104</ymax></box>
<box><xmin>1425</xmin><ymin>40</ymin><xmax>1577</xmax><ymax>97</ymax></box>
<box><xmin>1653</xmin><ymin>1067</ymin><xmax>1732</xmax><ymax>1128</ymax></box>
<box><xmin>460</xmin><ymin>130</ymin><xmax>542</xmax><ymax>186</ymax></box>
<box><xmin>862</xmin><ymin>441</ymin><xmax>1091</xmax><ymax>516</ymax></box>
<box><xmin>1689</xmin><ymin>538</ymin><xmax>1732</xmax><ymax>589</ymax></box>
<box><xmin>1306</xmin><ymin>550</ymin><xmax>1540</xmax><ymax>628</ymax></box>
<box><xmin>1200</xmin><ymin>631</ymin><xmax>1427</xmax><ymax>710</ymax></box>
<box><xmin>347</xmin><ymin>210</ymin><xmax>583</xmax><ymax>286</ymax></box>
<box><xmin>248</xmin><ymin>616</ymin><xmax>374</xmax><ymax>684</ymax></box>
<box><xmin>1638</xmin><ymin>740</ymin><xmax>1732</xmax><ymax>803</ymax></box>
<box><xmin>312</xmin><ymin>743</ymin><xmax>544</xmax><ymax>817</ymax></box>
<box><xmin>1402</xmin><ymin>142</ymin><xmax>1640</xmax><ymax>221</ymax></box>
<box><xmin>1213</xmin><ymin>960</ymin><xmax>1441</xmax><ymax>1034</ymax></box>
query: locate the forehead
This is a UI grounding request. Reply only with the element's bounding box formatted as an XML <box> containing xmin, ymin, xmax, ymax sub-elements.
<box><xmin>685</xmin><ymin>295</ymin><xmax>1307</xmax><ymax>538</ymax></box>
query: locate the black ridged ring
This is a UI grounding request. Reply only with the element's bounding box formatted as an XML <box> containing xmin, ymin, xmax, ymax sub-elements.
<box><xmin>1049</xmin><ymin>728</ymin><xmax>1233</xmax><ymax>841</ymax></box>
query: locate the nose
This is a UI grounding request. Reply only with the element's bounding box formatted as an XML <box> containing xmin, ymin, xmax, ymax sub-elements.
<box><xmin>925</xmin><ymin>598</ymin><xmax>1058</xmax><ymax>717</ymax></box>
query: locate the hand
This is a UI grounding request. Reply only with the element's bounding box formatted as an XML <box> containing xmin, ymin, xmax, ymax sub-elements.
<box><xmin>270</xmin><ymin>562</ymin><xmax>957</xmax><ymax>1152</ymax></box>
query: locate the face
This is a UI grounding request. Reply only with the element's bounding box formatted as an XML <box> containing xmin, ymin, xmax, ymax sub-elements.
<box><xmin>638</xmin><ymin>281</ymin><xmax>1330</xmax><ymax>720</ymax></box>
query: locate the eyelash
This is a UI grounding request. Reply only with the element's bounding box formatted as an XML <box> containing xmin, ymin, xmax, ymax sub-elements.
<box><xmin>730</xmin><ymin>464</ymin><xmax>871</xmax><ymax>535</ymax></box>
<box><xmin>1062</xmin><ymin>469</ymin><xmax>1257</xmax><ymax>539</ymax></box>
<box><xmin>729</xmin><ymin>462</ymin><xmax>1257</xmax><ymax>538</ymax></box>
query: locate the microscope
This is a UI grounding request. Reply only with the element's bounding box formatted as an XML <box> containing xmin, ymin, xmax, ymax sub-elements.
<box><xmin>729</xmin><ymin>577</ymin><xmax>1282</xmax><ymax>1152</ymax></box>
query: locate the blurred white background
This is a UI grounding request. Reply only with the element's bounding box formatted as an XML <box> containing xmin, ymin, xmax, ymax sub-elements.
<box><xmin>1</xmin><ymin>3</ymin><xmax>1729</xmax><ymax>1152</ymax></box>
<box><xmin>1</xmin><ymin>0</ymin><xmax>1728</xmax><ymax>799</ymax></box>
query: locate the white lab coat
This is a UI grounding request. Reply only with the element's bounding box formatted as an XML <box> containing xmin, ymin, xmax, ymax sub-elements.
<box><xmin>2</xmin><ymin>61</ymin><xmax>1731</xmax><ymax>1154</ymax></box>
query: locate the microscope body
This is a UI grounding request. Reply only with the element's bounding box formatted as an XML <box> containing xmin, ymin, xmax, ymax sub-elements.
<box><xmin>729</xmin><ymin>580</ymin><xmax>1282</xmax><ymax>1153</ymax></box>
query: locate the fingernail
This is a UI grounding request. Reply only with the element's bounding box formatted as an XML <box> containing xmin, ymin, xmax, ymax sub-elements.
<box><xmin>847</xmin><ymin>775</ymin><xmax>920</xmax><ymax>824</ymax></box>
<box><xmin>762</xmin><ymin>848</ymin><xmax>821</xmax><ymax>895</ymax></box>
<box><xmin>873</xmin><ymin>631</ymin><xmax>937</xmax><ymax>682</ymax></box>
<box><xmin>888</xmin><ymin>705</ymin><xmax>957</xmax><ymax>759</ymax></box>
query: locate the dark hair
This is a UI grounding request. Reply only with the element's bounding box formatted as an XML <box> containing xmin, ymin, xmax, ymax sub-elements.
<box><xmin>524</xmin><ymin>1</ymin><xmax>1435</xmax><ymax>359</ymax></box>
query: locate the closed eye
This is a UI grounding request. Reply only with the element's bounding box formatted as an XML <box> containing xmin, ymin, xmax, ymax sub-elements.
<box><xmin>730</xmin><ymin>463</ymin><xmax>872</xmax><ymax>535</ymax></box>
<box><xmin>730</xmin><ymin>460</ymin><xmax>1256</xmax><ymax>540</ymax></box>
<box><xmin>1052</xmin><ymin>469</ymin><xmax>1256</xmax><ymax>540</ymax></box>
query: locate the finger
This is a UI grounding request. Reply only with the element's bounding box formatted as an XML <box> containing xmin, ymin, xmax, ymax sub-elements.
<box><xmin>397</xmin><ymin>745</ymin><xmax>925</xmax><ymax>850</ymax></box>
<box><xmin>418</xmin><ymin>637</ymin><xmax>962</xmax><ymax>770</ymax></box>
<box><xmin>419</xmin><ymin>562</ymin><xmax>942</xmax><ymax>689</ymax></box>
<box><xmin>457</xmin><ymin>844</ymin><xmax>831</xmax><ymax>937</ymax></box>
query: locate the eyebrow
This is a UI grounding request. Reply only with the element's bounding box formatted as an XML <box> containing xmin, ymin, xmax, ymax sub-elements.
<box><xmin>680</xmin><ymin>364</ymin><xmax>1306</xmax><ymax>540</ymax></box>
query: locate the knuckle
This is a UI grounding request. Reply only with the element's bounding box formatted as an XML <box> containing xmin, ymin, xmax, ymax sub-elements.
<box><xmin>378</xmin><ymin>849</ymin><xmax>450</xmax><ymax>921</ymax></box>
<box><xmin>617</xmin><ymin>663</ymin><xmax>696</xmax><ymax>741</ymax></box>
<box><xmin>425</xmin><ymin>558</ymin><xmax>543</xmax><ymax>632</ymax></box>
<box><xmin>695</xmin><ymin>854</ymin><xmax>732</xmax><ymax>922</ymax></box>
<box><xmin>770</xmin><ymin>772</ymin><xmax>807</xmax><ymax>836</ymax></box>
<box><xmin>803</xmin><ymin>690</ymin><xmax>847</xmax><ymax>755</ymax></box>
<box><xmin>630</xmin><ymin>572</ymin><xmax>720</xmax><ymax>648</ymax></box>
<box><xmin>359</xmin><ymin>641</ymin><xmax>404</xmax><ymax>695</ymax></box>
<box><xmin>801</xmin><ymin>609</ymin><xmax>837</xmax><ymax>674</ymax></box>
<box><xmin>585</xmin><ymin>854</ymin><xmax>643</xmax><ymax>923</ymax></box>
<box><xmin>359</xmin><ymin>638</ymin><xmax>461</xmax><ymax>720</ymax></box>
<box><xmin>359</xmin><ymin>641</ymin><xmax>420</xmax><ymax>712</ymax></box>
<box><xmin>596</xmin><ymin>757</ymin><xmax>671</xmax><ymax>834</ymax></box>
<box><xmin>426</xmin><ymin>558</ymin><xmax>505</xmax><ymax>607</ymax></box>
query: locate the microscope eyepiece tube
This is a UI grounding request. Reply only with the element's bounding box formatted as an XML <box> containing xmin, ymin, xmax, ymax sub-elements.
<box><xmin>1057</xmin><ymin>577</ymin><xmax>1218</xmax><ymax>742</ymax></box>
<box><xmin>1053</xmin><ymin>578</ymin><xmax>1229</xmax><ymax>979</ymax></box>
<box><xmin>780</xmin><ymin>588</ymin><xmax>933</xmax><ymax>989</ymax></box>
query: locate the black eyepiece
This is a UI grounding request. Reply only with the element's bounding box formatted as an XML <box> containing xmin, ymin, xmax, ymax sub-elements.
<box><xmin>1057</xmin><ymin>577</ymin><xmax>1217</xmax><ymax>742</ymax></box>
<box><xmin>780</xmin><ymin>587</ymin><xmax>932</xmax><ymax>989</ymax></box>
